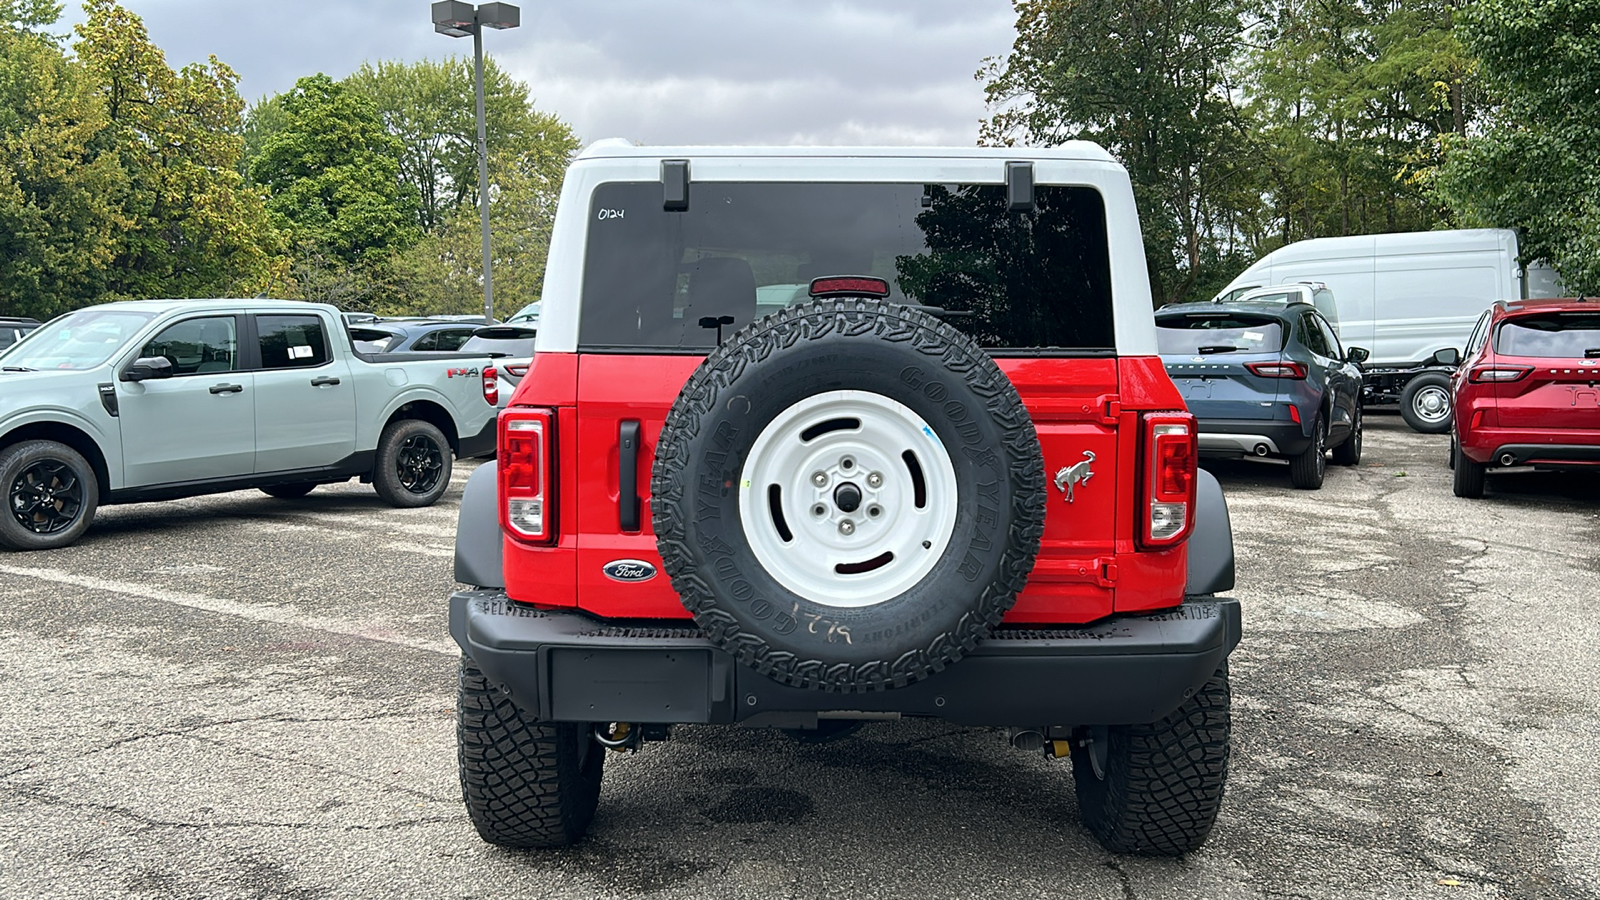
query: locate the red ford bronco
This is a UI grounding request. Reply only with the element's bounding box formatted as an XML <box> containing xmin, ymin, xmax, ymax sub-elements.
<box><xmin>450</xmin><ymin>142</ymin><xmax>1241</xmax><ymax>856</ymax></box>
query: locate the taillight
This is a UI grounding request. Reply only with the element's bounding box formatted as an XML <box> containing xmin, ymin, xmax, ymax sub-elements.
<box><xmin>499</xmin><ymin>408</ymin><xmax>554</xmax><ymax>544</ymax></box>
<box><xmin>1470</xmin><ymin>365</ymin><xmax>1531</xmax><ymax>383</ymax></box>
<box><xmin>482</xmin><ymin>367</ymin><xmax>499</xmax><ymax>405</ymax></box>
<box><xmin>1140</xmin><ymin>412</ymin><xmax>1197</xmax><ymax>549</ymax></box>
<box><xmin>1246</xmin><ymin>361</ymin><xmax>1308</xmax><ymax>379</ymax></box>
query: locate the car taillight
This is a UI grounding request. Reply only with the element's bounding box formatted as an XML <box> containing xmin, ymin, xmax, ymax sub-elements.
<box><xmin>1246</xmin><ymin>361</ymin><xmax>1308</xmax><ymax>379</ymax></box>
<box><xmin>500</xmin><ymin>409</ymin><xmax>554</xmax><ymax>544</ymax></box>
<box><xmin>1469</xmin><ymin>365</ymin><xmax>1531</xmax><ymax>383</ymax></box>
<box><xmin>1140</xmin><ymin>412</ymin><xmax>1197</xmax><ymax>549</ymax></box>
<box><xmin>482</xmin><ymin>367</ymin><xmax>499</xmax><ymax>405</ymax></box>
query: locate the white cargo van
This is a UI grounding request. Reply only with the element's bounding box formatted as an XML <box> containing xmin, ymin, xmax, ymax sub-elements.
<box><xmin>1212</xmin><ymin>228</ymin><xmax>1565</xmax><ymax>432</ymax></box>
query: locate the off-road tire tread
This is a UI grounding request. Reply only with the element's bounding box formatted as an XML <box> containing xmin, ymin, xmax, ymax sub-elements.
<box><xmin>1288</xmin><ymin>414</ymin><xmax>1327</xmax><ymax>489</ymax></box>
<box><xmin>457</xmin><ymin>655</ymin><xmax>602</xmax><ymax>849</ymax></box>
<box><xmin>1074</xmin><ymin>665</ymin><xmax>1231</xmax><ymax>856</ymax></box>
<box><xmin>652</xmin><ymin>298</ymin><xmax>1046</xmax><ymax>693</ymax></box>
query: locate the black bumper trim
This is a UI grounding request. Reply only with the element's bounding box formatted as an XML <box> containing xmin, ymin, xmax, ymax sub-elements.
<box><xmin>1492</xmin><ymin>443</ymin><xmax>1600</xmax><ymax>466</ymax></box>
<box><xmin>457</xmin><ymin>416</ymin><xmax>498</xmax><ymax>459</ymax></box>
<box><xmin>449</xmin><ymin>592</ymin><xmax>1242</xmax><ymax>727</ymax></box>
<box><xmin>1195</xmin><ymin>418</ymin><xmax>1310</xmax><ymax>457</ymax></box>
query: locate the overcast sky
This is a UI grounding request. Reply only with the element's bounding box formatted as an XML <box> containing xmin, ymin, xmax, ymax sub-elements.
<box><xmin>61</xmin><ymin>1</ymin><xmax>1021</xmax><ymax>147</ymax></box>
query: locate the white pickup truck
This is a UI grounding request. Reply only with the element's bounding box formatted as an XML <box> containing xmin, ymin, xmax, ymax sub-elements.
<box><xmin>0</xmin><ymin>299</ymin><xmax>499</xmax><ymax>550</ymax></box>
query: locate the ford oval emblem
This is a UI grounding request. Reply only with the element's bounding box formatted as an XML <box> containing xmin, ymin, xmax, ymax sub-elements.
<box><xmin>603</xmin><ymin>559</ymin><xmax>657</xmax><ymax>582</ymax></box>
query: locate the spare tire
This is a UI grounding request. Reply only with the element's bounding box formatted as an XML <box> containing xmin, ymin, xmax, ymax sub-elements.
<box><xmin>652</xmin><ymin>298</ymin><xmax>1045</xmax><ymax>692</ymax></box>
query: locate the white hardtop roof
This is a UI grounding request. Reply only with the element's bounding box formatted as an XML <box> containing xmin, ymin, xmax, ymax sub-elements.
<box><xmin>575</xmin><ymin>138</ymin><xmax>1117</xmax><ymax>165</ymax></box>
<box><xmin>1264</xmin><ymin>228</ymin><xmax>1513</xmax><ymax>261</ymax></box>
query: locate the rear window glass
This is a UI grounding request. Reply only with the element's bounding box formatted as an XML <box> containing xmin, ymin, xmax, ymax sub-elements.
<box><xmin>578</xmin><ymin>181</ymin><xmax>1114</xmax><ymax>353</ymax></box>
<box><xmin>257</xmin><ymin>315</ymin><xmax>330</xmax><ymax>369</ymax></box>
<box><xmin>1496</xmin><ymin>313</ymin><xmax>1600</xmax><ymax>358</ymax></box>
<box><xmin>461</xmin><ymin>334</ymin><xmax>537</xmax><ymax>358</ymax></box>
<box><xmin>1156</xmin><ymin>315</ymin><xmax>1284</xmax><ymax>354</ymax></box>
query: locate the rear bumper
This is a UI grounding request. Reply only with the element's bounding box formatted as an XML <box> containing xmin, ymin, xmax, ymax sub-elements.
<box><xmin>1459</xmin><ymin>427</ymin><xmax>1600</xmax><ymax>465</ymax></box>
<box><xmin>449</xmin><ymin>590</ymin><xmax>1242</xmax><ymax>728</ymax></box>
<box><xmin>1478</xmin><ymin>443</ymin><xmax>1600</xmax><ymax>467</ymax></box>
<box><xmin>457</xmin><ymin>415</ymin><xmax>497</xmax><ymax>459</ymax></box>
<box><xmin>1195</xmin><ymin>418</ymin><xmax>1310</xmax><ymax>457</ymax></box>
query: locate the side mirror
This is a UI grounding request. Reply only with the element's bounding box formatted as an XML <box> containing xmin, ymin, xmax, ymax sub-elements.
<box><xmin>1346</xmin><ymin>347</ymin><xmax>1370</xmax><ymax>365</ymax></box>
<box><xmin>121</xmin><ymin>356</ymin><xmax>173</xmax><ymax>382</ymax></box>
<box><xmin>1430</xmin><ymin>347</ymin><xmax>1461</xmax><ymax>367</ymax></box>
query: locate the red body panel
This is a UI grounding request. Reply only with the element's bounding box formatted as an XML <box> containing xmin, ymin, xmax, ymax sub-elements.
<box><xmin>1454</xmin><ymin>300</ymin><xmax>1600</xmax><ymax>465</ymax></box>
<box><xmin>502</xmin><ymin>352</ymin><xmax>1193</xmax><ymax>625</ymax></box>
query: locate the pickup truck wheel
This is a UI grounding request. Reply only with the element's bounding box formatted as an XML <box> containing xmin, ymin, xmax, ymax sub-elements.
<box><xmin>1330</xmin><ymin>405</ymin><xmax>1362</xmax><ymax>466</ymax></box>
<box><xmin>653</xmin><ymin>298</ymin><xmax>1046</xmax><ymax>693</ymax></box>
<box><xmin>259</xmin><ymin>483</ymin><xmax>316</xmax><ymax>499</ymax></box>
<box><xmin>1400</xmin><ymin>373</ymin><xmax>1453</xmax><ymax>434</ymax></box>
<box><xmin>1288</xmin><ymin>414</ymin><xmax>1327</xmax><ymax>490</ymax></box>
<box><xmin>373</xmin><ymin>419</ymin><xmax>451</xmax><ymax>507</ymax></box>
<box><xmin>1452</xmin><ymin>443</ymin><xmax>1486</xmax><ymax>498</ymax></box>
<box><xmin>0</xmin><ymin>440</ymin><xmax>99</xmax><ymax>551</ymax></box>
<box><xmin>457</xmin><ymin>655</ymin><xmax>603</xmax><ymax>849</ymax></box>
<box><xmin>1073</xmin><ymin>665</ymin><xmax>1230</xmax><ymax>856</ymax></box>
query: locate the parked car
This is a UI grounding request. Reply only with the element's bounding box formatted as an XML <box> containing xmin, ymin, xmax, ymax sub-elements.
<box><xmin>0</xmin><ymin>317</ymin><xmax>40</xmax><ymax>352</ymax></box>
<box><xmin>504</xmin><ymin>301</ymin><xmax>540</xmax><ymax>325</ymax></box>
<box><xmin>459</xmin><ymin>324</ymin><xmax>537</xmax><ymax>408</ymax></box>
<box><xmin>0</xmin><ymin>299</ymin><xmax>499</xmax><ymax>550</ymax></box>
<box><xmin>449</xmin><ymin>141</ymin><xmax>1241</xmax><ymax>857</ymax></box>
<box><xmin>1450</xmin><ymin>298</ymin><xmax>1600</xmax><ymax>497</ymax></box>
<box><xmin>1213</xmin><ymin>228</ymin><xmax>1566</xmax><ymax>433</ymax></box>
<box><xmin>1158</xmin><ymin>287</ymin><xmax>1367</xmax><ymax>489</ymax></box>
<box><xmin>348</xmin><ymin>319</ymin><xmax>482</xmax><ymax>354</ymax></box>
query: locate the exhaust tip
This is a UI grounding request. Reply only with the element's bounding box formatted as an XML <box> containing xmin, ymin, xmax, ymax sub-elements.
<box><xmin>1499</xmin><ymin>453</ymin><xmax>1516</xmax><ymax>467</ymax></box>
<box><xmin>1009</xmin><ymin>729</ymin><xmax>1047</xmax><ymax>753</ymax></box>
<box><xmin>1254</xmin><ymin>443</ymin><xmax>1270</xmax><ymax>457</ymax></box>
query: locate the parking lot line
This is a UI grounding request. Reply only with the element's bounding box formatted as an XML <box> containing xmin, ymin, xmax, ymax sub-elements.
<box><xmin>0</xmin><ymin>563</ymin><xmax>455</xmax><ymax>656</ymax></box>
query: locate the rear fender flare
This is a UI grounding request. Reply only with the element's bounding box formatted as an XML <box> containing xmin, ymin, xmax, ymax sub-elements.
<box><xmin>454</xmin><ymin>460</ymin><xmax>504</xmax><ymax>588</ymax></box>
<box><xmin>1186</xmin><ymin>468</ymin><xmax>1235</xmax><ymax>595</ymax></box>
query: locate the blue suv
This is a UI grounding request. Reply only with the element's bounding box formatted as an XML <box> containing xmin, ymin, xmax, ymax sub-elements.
<box><xmin>1157</xmin><ymin>287</ymin><xmax>1367</xmax><ymax>489</ymax></box>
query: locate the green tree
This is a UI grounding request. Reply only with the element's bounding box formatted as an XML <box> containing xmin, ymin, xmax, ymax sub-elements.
<box><xmin>1436</xmin><ymin>0</ymin><xmax>1600</xmax><ymax>293</ymax></box>
<box><xmin>981</xmin><ymin>0</ymin><xmax>1256</xmax><ymax>306</ymax></box>
<box><xmin>2</xmin><ymin>0</ymin><xmax>62</xmax><ymax>35</ymax></box>
<box><xmin>73</xmin><ymin>0</ymin><xmax>281</xmax><ymax>301</ymax></box>
<box><xmin>0</xmin><ymin>25</ymin><xmax>124</xmax><ymax>317</ymax></box>
<box><xmin>249</xmin><ymin>74</ymin><xmax>418</xmax><ymax>273</ymax></box>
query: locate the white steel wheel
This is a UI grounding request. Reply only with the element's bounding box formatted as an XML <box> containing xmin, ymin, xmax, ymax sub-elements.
<box><xmin>738</xmin><ymin>390</ymin><xmax>958</xmax><ymax>609</ymax></box>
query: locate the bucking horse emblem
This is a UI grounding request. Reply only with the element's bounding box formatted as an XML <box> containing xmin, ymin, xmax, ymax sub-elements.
<box><xmin>1053</xmin><ymin>451</ymin><xmax>1095</xmax><ymax>504</ymax></box>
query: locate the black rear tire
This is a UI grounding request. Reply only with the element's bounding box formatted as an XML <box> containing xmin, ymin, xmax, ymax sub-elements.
<box><xmin>1400</xmin><ymin>373</ymin><xmax>1453</xmax><ymax>434</ymax></box>
<box><xmin>373</xmin><ymin>419</ymin><xmax>452</xmax><ymax>508</ymax></box>
<box><xmin>1452</xmin><ymin>443</ymin><xmax>1486</xmax><ymax>498</ymax></box>
<box><xmin>0</xmin><ymin>440</ymin><xmax>99</xmax><ymax>551</ymax></box>
<box><xmin>1330</xmin><ymin>405</ymin><xmax>1362</xmax><ymax>466</ymax></box>
<box><xmin>1074</xmin><ymin>665</ymin><xmax>1231</xmax><ymax>856</ymax></box>
<box><xmin>457</xmin><ymin>655</ymin><xmax>604</xmax><ymax>849</ymax></box>
<box><xmin>1288</xmin><ymin>414</ymin><xmax>1327</xmax><ymax>490</ymax></box>
<box><xmin>259</xmin><ymin>483</ymin><xmax>316</xmax><ymax>499</ymax></box>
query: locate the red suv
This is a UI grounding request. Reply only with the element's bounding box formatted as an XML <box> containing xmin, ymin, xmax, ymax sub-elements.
<box><xmin>449</xmin><ymin>143</ymin><xmax>1241</xmax><ymax>856</ymax></box>
<box><xmin>1451</xmin><ymin>298</ymin><xmax>1600</xmax><ymax>497</ymax></box>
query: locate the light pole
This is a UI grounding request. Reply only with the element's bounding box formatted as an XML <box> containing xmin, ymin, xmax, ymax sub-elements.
<box><xmin>431</xmin><ymin>1</ymin><xmax>520</xmax><ymax>324</ymax></box>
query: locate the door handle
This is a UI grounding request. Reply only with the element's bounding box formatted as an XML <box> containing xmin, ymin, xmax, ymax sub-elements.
<box><xmin>310</xmin><ymin>376</ymin><xmax>341</xmax><ymax>386</ymax></box>
<box><xmin>619</xmin><ymin>420</ymin><xmax>641</xmax><ymax>532</ymax></box>
<box><xmin>209</xmin><ymin>383</ymin><xmax>244</xmax><ymax>395</ymax></box>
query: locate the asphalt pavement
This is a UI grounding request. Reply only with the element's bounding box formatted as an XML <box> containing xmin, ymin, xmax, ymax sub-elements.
<box><xmin>2</xmin><ymin>414</ymin><xmax>1597</xmax><ymax>899</ymax></box>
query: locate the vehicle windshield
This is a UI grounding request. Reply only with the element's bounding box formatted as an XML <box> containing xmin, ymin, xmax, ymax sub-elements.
<box><xmin>578</xmin><ymin>181</ymin><xmax>1114</xmax><ymax>353</ymax></box>
<box><xmin>1496</xmin><ymin>313</ymin><xmax>1600</xmax><ymax>358</ymax></box>
<box><xmin>0</xmin><ymin>309</ymin><xmax>155</xmax><ymax>370</ymax></box>
<box><xmin>462</xmin><ymin>328</ymin><xmax>537</xmax><ymax>358</ymax></box>
<box><xmin>507</xmin><ymin>302</ymin><xmax>540</xmax><ymax>324</ymax></box>
<box><xmin>1156</xmin><ymin>315</ymin><xmax>1284</xmax><ymax>354</ymax></box>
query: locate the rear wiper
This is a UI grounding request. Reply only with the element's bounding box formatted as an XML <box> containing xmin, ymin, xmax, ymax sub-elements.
<box><xmin>1</xmin><ymin>366</ymin><xmax>36</xmax><ymax>372</ymax></box>
<box><xmin>906</xmin><ymin>305</ymin><xmax>977</xmax><ymax>320</ymax></box>
<box><xmin>1196</xmin><ymin>345</ymin><xmax>1239</xmax><ymax>354</ymax></box>
<box><xmin>1586</xmin><ymin>348</ymin><xmax>1600</xmax><ymax>358</ymax></box>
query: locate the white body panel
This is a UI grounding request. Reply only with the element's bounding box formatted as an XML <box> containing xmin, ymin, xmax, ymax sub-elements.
<box><xmin>536</xmin><ymin>141</ymin><xmax>1160</xmax><ymax>357</ymax></box>
<box><xmin>1214</xmin><ymin>229</ymin><xmax>1566</xmax><ymax>367</ymax></box>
